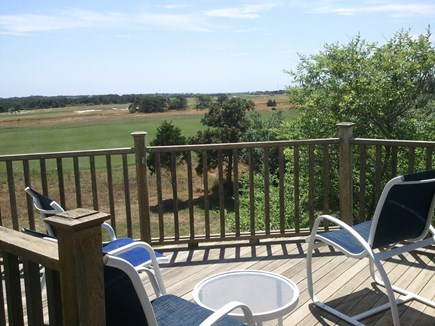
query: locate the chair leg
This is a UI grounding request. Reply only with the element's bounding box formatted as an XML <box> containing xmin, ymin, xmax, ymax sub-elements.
<box><xmin>306</xmin><ymin>235</ymin><xmax>364</xmax><ymax>326</ymax></box>
<box><xmin>368</xmin><ymin>256</ymin><xmax>435</xmax><ymax>322</ymax></box>
<box><xmin>306</xmin><ymin>235</ymin><xmax>406</xmax><ymax>326</ymax></box>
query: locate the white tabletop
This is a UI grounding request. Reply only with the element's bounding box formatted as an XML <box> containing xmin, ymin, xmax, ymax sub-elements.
<box><xmin>193</xmin><ymin>270</ymin><xmax>299</xmax><ymax>323</ymax></box>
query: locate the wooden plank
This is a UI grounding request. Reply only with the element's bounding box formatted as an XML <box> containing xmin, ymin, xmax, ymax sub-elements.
<box><xmin>4</xmin><ymin>252</ymin><xmax>24</xmax><ymax>326</ymax></box>
<box><xmin>22</xmin><ymin>260</ymin><xmax>44</xmax><ymax>326</ymax></box>
<box><xmin>0</xmin><ymin>227</ymin><xmax>58</xmax><ymax>268</ymax></box>
<box><xmin>17</xmin><ymin>239</ymin><xmax>434</xmax><ymax>326</ymax></box>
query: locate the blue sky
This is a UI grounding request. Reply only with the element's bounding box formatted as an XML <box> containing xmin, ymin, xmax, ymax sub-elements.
<box><xmin>1</xmin><ymin>1</ymin><xmax>434</xmax><ymax>98</ymax></box>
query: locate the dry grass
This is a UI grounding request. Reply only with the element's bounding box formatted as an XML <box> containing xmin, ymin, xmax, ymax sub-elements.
<box><xmin>1</xmin><ymin>93</ymin><xmax>292</xmax><ymax>239</ymax></box>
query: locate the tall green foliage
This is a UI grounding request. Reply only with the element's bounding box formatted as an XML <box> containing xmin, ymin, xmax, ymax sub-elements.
<box><xmin>284</xmin><ymin>28</ymin><xmax>435</xmax><ymax>140</ymax></box>
<box><xmin>190</xmin><ymin>96</ymin><xmax>255</xmax><ymax>193</ymax></box>
<box><xmin>279</xmin><ymin>28</ymin><xmax>435</xmax><ymax>222</ymax></box>
<box><xmin>147</xmin><ymin>120</ymin><xmax>187</xmax><ymax>179</ymax></box>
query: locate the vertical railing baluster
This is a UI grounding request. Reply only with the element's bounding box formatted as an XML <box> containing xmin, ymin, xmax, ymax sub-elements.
<box><xmin>186</xmin><ymin>151</ymin><xmax>195</xmax><ymax>242</ymax></box>
<box><xmin>391</xmin><ymin>146</ymin><xmax>398</xmax><ymax>177</ymax></box>
<box><xmin>375</xmin><ymin>145</ymin><xmax>382</xmax><ymax>202</ymax></box>
<box><xmin>308</xmin><ymin>144</ymin><xmax>315</xmax><ymax>229</ymax></box>
<box><xmin>155</xmin><ymin>152</ymin><xmax>164</xmax><ymax>242</ymax></box>
<box><xmin>171</xmin><ymin>152</ymin><xmax>179</xmax><ymax>241</ymax></box>
<box><xmin>232</xmin><ymin>149</ymin><xmax>240</xmax><ymax>237</ymax></box>
<box><xmin>40</xmin><ymin>159</ymin><xmax>48</xmax><ymax>195</ymax></box>
<box><xmin>217</xmin><ymin>149</ymin><xmax>225</xmax><ymax>238</ymax></box>
<box><xmin>322</xmin><ymin>144</ymin><xmax>330</xmax><ymax>227</ymax></box>
<box><xmin>6</xmin><ymin>161</ymin><xmax>18</xmax><ymax>230</ymax></box>
<box><xmin>202</xmin><ymin>151</ymin><xmax>211</xmax><ymax>238</ymax></box>
<box><xmin>122</xmin><ymin>153</ymin><xmax>132</xmax><ymax>238</ymax></box>
<box><xmin>73</xmin><ymin>157</ymin><xmax>82</xmax><ymax>207</ymax></box>
<box><xmin>23</xmin><ymin>159</ymin><xmax>35</xmax><ymax>229</ymax></box>
<box><xmin>293</xmin><ymin>146</ymin><xmax>300</xmax><ymax>232</ymax></box>
<box><xmin>0</xmin><ymin>259</ymin><xmax>6</xmax><ymax>326</ymax></box>
<box><xmin>106</xmin><ymin>155</ymin><xmax>116</xmax><ymax>229</ymax></box>
<box><xmin>90</xmin><ymin>156</ymin><xmax>98</xmax><ymax>210</ymax></box>
<box><xmin>56</xmin><ymin>158</ymin><xmax>65</xmax><ymax>208</ymax></box>
<box><xmin>278</xmin><ymin>147</ymin><xmax>285</xmax><ymax>234</ymax></box>
<box><xmin>263</xmin><ymin>147</ymin><xmax>270</xmax><ymax>235</ymax></box>
<box><xmin>23</xmin><ymin>260</ymin><xmax>44</xmax><ymax>326</ymax></box>
<box><xmin>4</xmin><ymin>252</ymin><xmax>24</xmax><ymax>326</ymax></box>
<box><xmin>248</xmin><ymin>148</ymin><xmax>255</xmax><ymax>237</ymax></box>
<box><xmin>358</xmin><ymin>145</ymin><xmax>367</xmax><ymax>224</ymax></box>
<box><xmin>426</xmin><ymin>146</ymin><xmax>434</xmax><ymax>170</ymax></box>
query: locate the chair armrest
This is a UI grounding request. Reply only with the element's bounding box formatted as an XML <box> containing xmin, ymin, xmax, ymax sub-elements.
<box><xmin>107</xmin><ymin>241</ymin><xmax>166</xmax><ymax>295</ymax></box>
<box><xmin>307</xmin><ymin>214</ymin><xmax>373</xmax><ymax>258</ymax></box>
<box><xmin>199</xmin><ymin>301</ymin><xmax>256</xmax><ymax>326</ymax></box>
<box><xmin>101</xmin><ymin>222</ymin><xmax>117</xmax><ymax>241</ymax></box>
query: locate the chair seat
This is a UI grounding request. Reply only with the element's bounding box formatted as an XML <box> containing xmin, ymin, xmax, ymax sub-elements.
<box><xmin>152</xmin><ymin>294</ymin><xmax>246</xmax><ymax>326</ymax></box>
<box><xmin>103</xmin><ymin>238</ymin><xmax>166</xmax><ymax>267</ymax></box>
<box><xmin>317</xmin><ymin>220</ymin><xmax>372</xmax><ymax>255</ymax></box>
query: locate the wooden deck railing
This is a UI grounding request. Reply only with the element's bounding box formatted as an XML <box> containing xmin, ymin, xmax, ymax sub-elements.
<box><xmin>0</xmin><ymin>208</ymin><xmax>109</xmax><ymax>326</ymax></box>
<box><xmin>1</xmin><ymin>123</ymin><xmax>434</xmax><ymax>247</ymax></box>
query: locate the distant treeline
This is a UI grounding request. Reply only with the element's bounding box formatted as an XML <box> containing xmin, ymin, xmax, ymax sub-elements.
<box><xmin>0</xmin><ymin>90</ymin><xmax>285</xmax><ymax>113</ymax></box>
<box><xmin>0</xmin><ymin>94</ymin><xmax>139</xmax><ymax>113</ymax></box>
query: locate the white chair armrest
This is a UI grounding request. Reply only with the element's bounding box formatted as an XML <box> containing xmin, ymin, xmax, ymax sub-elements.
<box><xmin>199</xmin><ymin>301</ymin><xmax>255</xmax><ymax>326</ymax></box>
<box><xmin>107</xmin><ymin>241</ymin><xmax>166</xmax><ymax>295</ymax></box>
<box><xmin>101</xmin><ymin>222</ymin><xmax>117</xmax><ymax>241</ymax></box>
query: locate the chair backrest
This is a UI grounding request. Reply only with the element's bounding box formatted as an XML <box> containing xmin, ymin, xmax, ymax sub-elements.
<box><xmin>104</xmin><ymin>255</ymin><xmax>157</xmax><ymax>326</ymax></box>
<box><xmin>369</xmin><ymin>170</ymin><xmax>435</xmax><ymax>249</ymax></box>
<box><xmin>25</xmin><ymin>187</ymin><xmax>65</xmax><ymax>237</ymax></box>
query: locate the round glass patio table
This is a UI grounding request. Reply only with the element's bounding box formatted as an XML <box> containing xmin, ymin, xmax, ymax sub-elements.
<box><xmin>193</xmin><ymin>270</ymin><xmax>299</xmax><ymax>325</ymax></box>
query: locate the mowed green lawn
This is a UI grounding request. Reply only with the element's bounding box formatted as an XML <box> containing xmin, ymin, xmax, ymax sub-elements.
<box><xmin>0</xmin><ymin>113</ymin><xmax>205</xmax><ymax>155</ymax></box>
<box><xmin>1</xmin><ymin>108</ymin><xmax>297</xmax><ymax>156</ymax></box>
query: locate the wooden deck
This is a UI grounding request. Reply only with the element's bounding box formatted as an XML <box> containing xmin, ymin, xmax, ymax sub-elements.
<box><xmin>153</xmin><ymin>238</ymin><xmax>435</xmax><ymax>325</ymax></box>
<box><xmin>7</xmin><ymin>238</ymin><xmax>435</xmax><ymax>325</ymax></box>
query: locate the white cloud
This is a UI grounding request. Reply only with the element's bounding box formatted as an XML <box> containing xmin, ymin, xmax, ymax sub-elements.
<box><xmin>0</xmin><ymin>8</ymin><xmax>211</xmax><ymax>35</ymax></box>
<box><xmin>309</xmin><ymin>1</ymin><xmax>435</xmax><ymax>17</ymax></box>
<box><xmin>205</xmin><ymin>4</ymin><xmax>276</xmax><ymax>19</ymax></box>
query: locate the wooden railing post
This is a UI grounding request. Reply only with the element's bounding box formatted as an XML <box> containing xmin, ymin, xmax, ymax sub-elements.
<box><xmin>337</xmin><ymin>122</ymin><xmax>355</xmax><ymax>225</ymax></box>
<box><xmin>132</xmin><ymin>131</ymin><xmax>151</xmax><ymax>243</ymax></box>
<box><xmin>45</xmin><ymin>208</ymin><xmax>110</xmax><ymax>326</ymax></box>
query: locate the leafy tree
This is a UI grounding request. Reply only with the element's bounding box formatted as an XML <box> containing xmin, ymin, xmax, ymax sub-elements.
<box><xmin>266</xmin><ymin>99</ymin><xmax>276</xmax><ymax>107</ymax></box>
<box><xmin>147</xmin><ymin>120</ymin><xmax>187</xmax><ymax>180</ymax></box>
<box><xmin>190</xmin><ymin>97</ymin><xmax>255</xmax><ymax>193</ymax></box>
<box><xmin>285</xmin><ymin>28</ymin><xmax>435</xmax><ymax>140</ymax></box>
<box><xmin>168</xmin><ymin>96</ymin><xmax>188</xmax><ymax>110</ymax></box>
<box><xmin>239</xmin><ymin>111</ymin><xmax>285</xmax><ymax>173</ymax></box>
<box><xmin>280</xmin><ymin>27</ymin><xmax>435</xmax><ymax>222</ymax></box>
<box><xmin>194</xmin><ymin>94</ymin><xmax>213</xmax><ymax>110</ymax></box>
<box><xmin>136</xmin><ymin>96</ymin><xmax>167</xmax><ymax>113</ymax></box>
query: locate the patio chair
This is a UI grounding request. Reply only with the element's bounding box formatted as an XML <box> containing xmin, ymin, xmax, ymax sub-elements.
<box><xmin>104</xmin><ymin>241</ymin><xmax>256</xmax><ymax>326</ymax></box>
<box><xmin>25</xmin><ymin>186</ymin><xmax>168</xmax><ymax>280</ymax></box>
<box><xmin>306</xmin><ymin>169</ymin><xmax>435</xmax><ymax>326</ymax></box>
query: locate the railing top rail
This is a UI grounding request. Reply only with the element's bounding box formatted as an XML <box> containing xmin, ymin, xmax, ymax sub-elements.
<box><xmin>353</xmin><ymin>138</ymin><xmax>435</xmax><ymax>147</ymax></box>
<box><xmin>0</xmin><ymin>226</ymin><xmax>59</xmax><ymax>270</ymax></box>
<box><xmin>0</xmin><ymin>147</ymin><xmax>134</xmax><ymax>161</ymax></box>
<box><xmin>148</xmin><ymin>138</ymin><xmax>340</xmax><ymax>153</ymax></box>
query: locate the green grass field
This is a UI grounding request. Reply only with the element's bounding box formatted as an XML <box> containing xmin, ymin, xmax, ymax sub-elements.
<box><xmin>0</xmin><ymin>104</ymin><xmax>297</xmax><ymax>156</ymax></box>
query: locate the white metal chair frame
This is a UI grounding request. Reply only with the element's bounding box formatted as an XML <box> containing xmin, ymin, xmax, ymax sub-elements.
<box><xmin>306</xmin><ymin>173</ymin><xmax>435</xmax><ymax>326</ymax></box>
<box><xmin>105</xmin><ymin>242</ymin><xmax>256</xmax><ymax>326</ymax></box>
<box><xmin>25</xmin><ymin>186</ymin><xmax>168</xmax><ymax>289</ymax></box>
